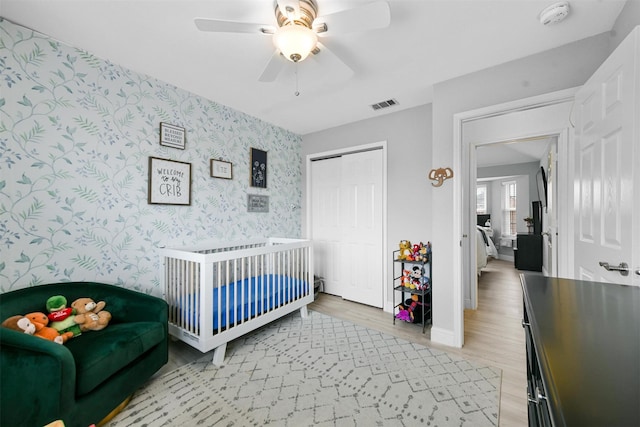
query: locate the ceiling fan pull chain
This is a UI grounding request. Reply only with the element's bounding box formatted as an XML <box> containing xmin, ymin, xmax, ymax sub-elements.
<box><xmin>294</xmin><ymin>62</ymin><xmax>300</xmax><ymax>96</ymax></box>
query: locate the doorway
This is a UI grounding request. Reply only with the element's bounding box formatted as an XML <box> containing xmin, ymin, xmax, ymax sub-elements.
<box><xmin>307</xmin><ymin>142</ymin><xmax>387</xmax><ymax>308</ymax></box>
<box><xmin>453</xmin><ymin>87</ymin><xmax>578</xmax><ymax>346</ymax></box>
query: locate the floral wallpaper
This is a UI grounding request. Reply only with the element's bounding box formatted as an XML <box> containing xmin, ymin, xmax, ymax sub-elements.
<box><xmin>0</xmin><ymin>19</ymin><xmax>302</xmax><ymax>295</ymax></box>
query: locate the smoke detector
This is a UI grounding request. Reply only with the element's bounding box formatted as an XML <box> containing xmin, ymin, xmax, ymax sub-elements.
<box><xmin>538</xmin><ymin>2</ymin><xmax>570</xmax><ymax>25</ymax></box>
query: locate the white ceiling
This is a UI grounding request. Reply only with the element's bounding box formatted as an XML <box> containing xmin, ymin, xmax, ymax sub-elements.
<box><xmin>476</xmin><ymin>136</ymin><xmax>555</xmax><ymax>168</ymax></box>
<box><xmin>1</xmin><ymin>0</ymin><xmax>626</xmax><ymax>135</ymax></box>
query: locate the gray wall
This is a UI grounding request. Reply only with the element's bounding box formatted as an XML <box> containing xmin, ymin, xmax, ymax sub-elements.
<box><xmin>610</xmin><ymin>2</ymin><xmax>640</xmax><ymax>53</ymax></box>
<box><xmin>431</xmin><ymin>32</ymin><xmax>613</xmax><ymax>340</ymax></box>
<box><xmin>302</xmin><ymin>104</ymin><xmax>432</xmax><ymax>305</ymax></box>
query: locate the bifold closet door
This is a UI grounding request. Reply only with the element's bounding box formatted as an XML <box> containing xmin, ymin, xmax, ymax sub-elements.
<box><xmin>310</xmin><ymin>149</ymin><xmax>383</xmax><ymax>307</ymax></box>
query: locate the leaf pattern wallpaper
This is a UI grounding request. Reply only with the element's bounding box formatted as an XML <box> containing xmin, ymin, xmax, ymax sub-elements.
<box><xmin>0</xmin><ymin>19</ymin><xmax>302</xmax><ymax>294</ymax></box>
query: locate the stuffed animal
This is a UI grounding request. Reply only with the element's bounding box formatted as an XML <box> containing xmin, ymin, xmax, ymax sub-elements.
<box><xmin>398</xmin><ymin>295</ymin><xmax>423</xmax><ymax>323</ymax></box>
<box><xmin>419</xmin><ymin>242</ymin><xmax>429</xmax><ymax>262</ymax></box>
<box><xmin>46</xmin><ymin>295</ymin><xmax>82</xmax><ymax>338</ymax></box>
<box><xmin>412</xmin><ymin>243</ymin><xmax>423</xmax><ymax>261</ymax></box>
<box><xmin>402</xmin><ymin>269</ymin><xmax>413</xmax><ymax>288</ymax></box>
<box><xmin>2</xmin><ymin>313</ymin><xmax>72</xmax><ymax>344</ymax></box>
<box><xmin>72</xmin><ymin>297</ymin><xmax>111</xmax><ymax>332</ymax></box>
<box><xmin>2</xmin><ymin>315</ymin><xmax>36</xmax><ymax>335</ymax></box>
<box><xmin>398</xmin><ymin>240</ymin><xmax>412</xmax><ymax>260</ymax></box>
<box><xmin>26</xmin><ymin>312</ymin><xmax>73</xmax><ymax>343</ymax></box>
<box><xmin>395</xmin><ymin>309</ymin><xmax>411</xmax><ymax>322</ymax></box>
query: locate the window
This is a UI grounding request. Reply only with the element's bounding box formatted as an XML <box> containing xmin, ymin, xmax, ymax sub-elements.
<box><xmin>476</xmin><ymin>184</ymin><xmax>487</xmax><ymax>214</ymax></box>
<box><xmin>502</xmin><ymin>181</ymin><xmax>517</xmax><ymax>236</ymax></box>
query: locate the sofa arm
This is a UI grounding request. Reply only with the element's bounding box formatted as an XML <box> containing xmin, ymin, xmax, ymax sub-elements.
<box><xmin>0</xmin><ymin>328</ymin><xmax>76</xmax><ymax>426</ymax></box>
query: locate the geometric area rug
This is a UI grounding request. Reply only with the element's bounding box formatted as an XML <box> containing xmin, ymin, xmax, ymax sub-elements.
<box><xmin>108</xmin><ymin>311</ymin><xmax>501</xmax><ymax>426</ymax></box>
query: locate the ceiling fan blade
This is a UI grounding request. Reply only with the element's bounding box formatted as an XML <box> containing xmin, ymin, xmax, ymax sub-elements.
<box><xmin>258</xmin><ymin>50</ymin><xmax>286</xmax><ymax>82</ymax></box>
<box><xmin>194</xmin><ymin>18</ymin><xmax>274</xmax><ymax>34</ymax></box>
<box><xmin>310</xmin><ymin>42</ymin><xmax>354</xmax><ymax>77</ymax></box>
<box><xmin>315</xmin><ymin>1</ymin><xmax>390</xmax><ymax>36</ymax></box>
<box><xmin>276</xmin><ymin>0</ymin><xmax>301</xmax><ymax>21</ymax></box>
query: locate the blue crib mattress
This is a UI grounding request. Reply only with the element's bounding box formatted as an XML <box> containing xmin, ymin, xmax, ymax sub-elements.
<box><xmin>178</xmin><ymin>274</ymin><xmax>308</xmax><ymax>330</ymax></box>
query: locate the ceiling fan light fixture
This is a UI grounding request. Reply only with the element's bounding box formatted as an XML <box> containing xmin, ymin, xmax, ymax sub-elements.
<box><xmin>273</xmin><ymin>24</ymin><xmax>318</xmax><ymax>62</ymax></box>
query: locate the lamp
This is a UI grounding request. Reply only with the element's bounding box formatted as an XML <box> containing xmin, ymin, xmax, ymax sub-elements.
<box><xmin>273</xmin><ymin>24</ymin><xmax>318</xmax><ymax>63</ymax></box>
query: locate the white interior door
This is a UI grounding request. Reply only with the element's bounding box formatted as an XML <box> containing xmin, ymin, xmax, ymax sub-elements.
<box><xmin>339</xmin><ymin>150</ymin><xmax>383</xmax><ymax>307</ymax></box>
<box><xmin>310</xmin><ymin>157</ymin><xmax>341</xmax><ymax>296</ymax></box>
<box><xmin>573</xmin><ymin>27</ymin><xmax>639</xmax><ymax>285</ymax></box>
<box><xmin>310</xmin><ymin>149</ymin><xmax>384</xmax><ymax>307</ymax></box>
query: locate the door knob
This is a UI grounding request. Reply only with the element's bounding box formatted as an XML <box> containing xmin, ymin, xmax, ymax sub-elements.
<box><xmin>635</xmin><ymin>269</ymin><xmax>640</xmax><ymax>276</ymax></box>
<box><xmin>599</xmin><ymin>261</ymin><xmax>629</xmax><ymax>276</ymax></box>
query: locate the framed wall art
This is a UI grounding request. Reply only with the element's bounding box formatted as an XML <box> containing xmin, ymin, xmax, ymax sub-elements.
<box><xmin>247</xmin><ymin>194</ymin><xmax>269</xmax><ymax>212</ymax></box>
<box><xmin>148</xmin><ymin>157</ymin><xmax>191</xmax><ymax>205</ymax></box>
<box><xmin>210</xmin><ymin>159</ymin><xmax>233</xmax><ymax>179</ymax></box>
<box><xmin>250</xmin><ymin>148</ymin><xmax>267</xmax><ymax>188</ymax></box>
<box><xmin>159</xmin><ymin>122</ymin><xmax>186</xmax><ymax>149</ymax></box>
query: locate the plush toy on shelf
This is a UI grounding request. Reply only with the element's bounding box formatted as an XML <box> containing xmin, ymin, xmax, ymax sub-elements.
<box><xmin>402</xmin><ymin>269</ymin><xmax>413</xmax><ymax>288</ymax></box>
<box><xmin>396</xmin><ymin>295</ymin><xmax>423</xmax><ymax>323</ymax></box>
<box><xmin>410</xmin><ymin>266</ymin><xmax>423</xmax><ymax>287</ymax></box>
<box><xmin>398</xmin><ymin>240</ymin><xmax>413</xmax><ymax>260</ymax></box>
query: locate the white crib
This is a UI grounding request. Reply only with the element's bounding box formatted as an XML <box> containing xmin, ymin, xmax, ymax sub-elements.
<box><xmin>160</xmin><ymin>238</ymin><xmax>313</xmax><ymax>364</ymax></box>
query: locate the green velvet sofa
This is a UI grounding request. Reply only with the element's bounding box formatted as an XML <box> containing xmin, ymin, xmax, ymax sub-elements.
<box><xmin>0</xmin><ymin>282</ymin><xmax>168</xmax><ymax>427</ymax></box>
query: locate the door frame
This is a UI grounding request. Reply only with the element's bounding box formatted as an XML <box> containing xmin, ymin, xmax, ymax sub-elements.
<box><xmin>453</xmin><ymin>87</ymin><xmax>578</xmax><ymax>346</ymax></box>
<box><xmin>305</xmin><ymin>141</ymin><xmax>389</xmax><ymax>310</ymax></box>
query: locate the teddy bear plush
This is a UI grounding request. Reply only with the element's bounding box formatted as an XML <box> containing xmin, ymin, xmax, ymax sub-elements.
<box><xmin>72</xmin><ymin>297</ymin><xmax>111</xmax><ymax>332</ymax></box>
<box><xmin>46</xmin><ymin>295</ymin><xmax>83</xmax><ymax>338</ymax></box>
<box><xmin>398</xmin><ymin>240</ymin><xmax>412</xmax><ymax>260</ymax></box>
<box><xmin>1</xmin><ymin>313</ymin><xmax>72</xmax><ymax>344</ymax></box>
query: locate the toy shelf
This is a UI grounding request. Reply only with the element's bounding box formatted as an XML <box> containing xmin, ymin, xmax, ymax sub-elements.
<box><xmin>392</xmin><ymin>247</ymin><xmax>432</xmax><ymax>333</ymax></box>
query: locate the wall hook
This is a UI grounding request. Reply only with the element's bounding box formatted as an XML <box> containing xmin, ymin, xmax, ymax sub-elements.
<box><xmin>428</xmin><ymin>167</ymin><xmax>454</xmax><ymax>187</ymax></box>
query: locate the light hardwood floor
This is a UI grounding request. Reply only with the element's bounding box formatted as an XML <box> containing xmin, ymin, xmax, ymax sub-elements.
<box><xmin>162</xmin><ymin>258</ymin><xmax>527</xmax><ymax>426</ymax></box>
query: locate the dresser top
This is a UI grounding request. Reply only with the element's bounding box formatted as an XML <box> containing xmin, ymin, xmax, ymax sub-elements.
<box><xmin>521</xmin><ymin>274</ymin><xmax>640</xmax><ymax>427</ymax></box>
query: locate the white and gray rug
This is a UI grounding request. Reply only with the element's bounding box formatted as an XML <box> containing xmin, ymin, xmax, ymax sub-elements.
<box><xmin>109</xmin><ymin>311</ymin><xmax>501</xmax><ymax>426</ymax></box>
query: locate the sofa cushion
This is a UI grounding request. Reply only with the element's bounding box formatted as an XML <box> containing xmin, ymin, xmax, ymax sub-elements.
<box><xmin>65</xmin><ymin>322</ymin><xmax>165</xmax><ymax>396</ymax></box>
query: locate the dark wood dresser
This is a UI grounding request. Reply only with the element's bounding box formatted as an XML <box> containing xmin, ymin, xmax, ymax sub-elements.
<box><xmin>521</xmin><ymin>274</ymin><xmax>640</xmax><ymax>426</ymax></box>
<box><xmin>515</xmin><ymin>234</ymin><xmax>542</xmax><ymax>271</ymax></box>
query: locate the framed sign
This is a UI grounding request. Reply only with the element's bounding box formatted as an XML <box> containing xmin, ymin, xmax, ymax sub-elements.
<box><xmin>210</xmin><ymin>159</ymin><xmax>233</xmax><ymax>179</ymax></box>
<box><xmin>250</xmin><ymin>148</ymin><xmax>267</xmax><ymax>188</ymax></box>
<box><xmin>148</xmin><ymin>157</ymin><xmax>191</xmax><ymax>205</ymax></box>
<box><xmin>159</xmin><ymin>122</ymin><xmax>186</xmax><ymax>149</ymax></box>
<box><xmin>247</xmin><ymin>194</ymin><xmax>269</xmax><ymax>212</ymax></box>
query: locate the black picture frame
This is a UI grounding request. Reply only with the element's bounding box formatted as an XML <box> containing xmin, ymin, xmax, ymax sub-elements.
<box><xmin>210</xmin><ymin>159</ymin><xmax>233</xmax><ymax>179</ymax></box>
<box><xmin>250</xmin><ymin>148</ymin><xmax>267</xmax><ymax>188</ymax></box>
<box><xmin>148</xmin><ymin>157</ymin><xmax>191</xmax><ymax>205</ymax></box>
<box><xmin>159</xmin><ymin>122</ymin><xmax>186</xmax><ymax>150</ymax></box>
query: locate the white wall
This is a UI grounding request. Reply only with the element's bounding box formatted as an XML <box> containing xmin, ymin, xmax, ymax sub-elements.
<box><xmin>302</xmin><ymin>104</ymin><xmax>432</xmax><ymax>308</ymax></box>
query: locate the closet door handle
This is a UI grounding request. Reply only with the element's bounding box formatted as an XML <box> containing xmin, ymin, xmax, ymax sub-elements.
<box><xmin>599</xmin><ymin>261</ymin><xmax>629</xmax><ymax>276</ymax></box>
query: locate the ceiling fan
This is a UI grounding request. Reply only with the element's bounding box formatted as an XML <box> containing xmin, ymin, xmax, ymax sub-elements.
<box><xmin>194</xmin><ymin>0</ymin><xmax>391</xmax><ymax>82</ymax></box>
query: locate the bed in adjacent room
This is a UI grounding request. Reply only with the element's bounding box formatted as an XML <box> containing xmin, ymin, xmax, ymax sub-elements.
<box><xmin>476</xmin><ymin>215</ymin><xmax>498</xmax><ymax>275</ymax></box>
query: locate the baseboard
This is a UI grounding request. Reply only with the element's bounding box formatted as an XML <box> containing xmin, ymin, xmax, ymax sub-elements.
<box><xmin>430</xmin><ymin>326</ymin><xmax>462</xmax><ymax>348</ymax></box>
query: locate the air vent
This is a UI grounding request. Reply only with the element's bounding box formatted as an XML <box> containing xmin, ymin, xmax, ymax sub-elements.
<box><xmin>370</xmin><ymin>98</ymin><xmax>398</xmax><ymax>111</ymax></box>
